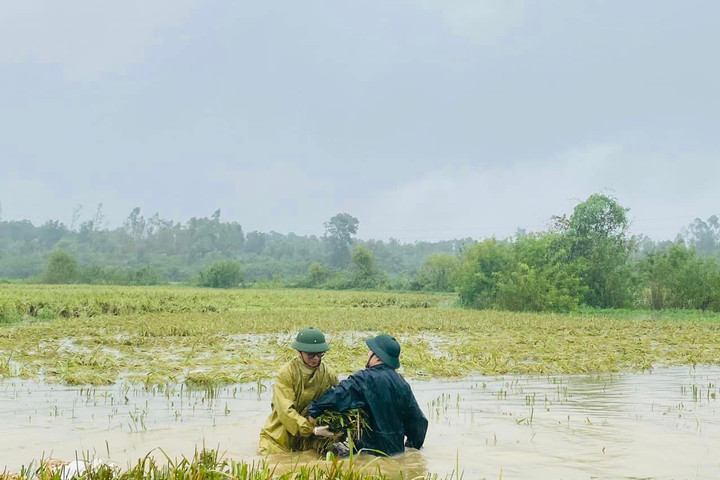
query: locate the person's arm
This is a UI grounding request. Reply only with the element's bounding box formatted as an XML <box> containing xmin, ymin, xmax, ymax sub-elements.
<box><xmin>308</xmin><ymin>371</ymin><xmax>367</xmax><ymax>419</ymax></box>
<box><xmin>403</xmin><ymin>391</ymin><xmax>428</xmax><ymax>449</ymax></box>
<box><xmin>328</xmin><ymin>368</ymin><xmax>339</xmax><ymax>387</ymax></box>
<box><xmin>272</xmin><ymin>370</ymin><xmax>314</xmax><ymax>437</ymax></box>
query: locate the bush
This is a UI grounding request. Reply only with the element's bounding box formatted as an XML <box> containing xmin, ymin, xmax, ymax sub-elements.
<box><xmin>77</xmin><ymin>265</ymin><xmax>166</xmax><ymax>286</ymax></box>
<box><xmin>417</xmin><ymin>254</ymin><xmax>458</xmax><ymax>292</ymax></box>
<box><xmin>349</xmin><ymin>246</ymin><xmax>385</xmax><ymax>289</ymax></box>
<box><xmin>306</xmin><ymin>262</ymin><xmax>331</xmax><ymax>287</ymax></box>
<box><xmin>198</xmin><ymin>259</ymin><xmax>244</xmax><ymax>288</ymax></box>
<box><xmin>0</xmin><ymin>304</ymin><xmax>22</xmax><ymax>324</ymax></box>
<box><xmin>43</xmin><ymin>249</ymin><xmax>78</xmax><ymax>284</ymax></box>
<box><xmin>494</xmin><ymin>263</ymin><xmax>580</xmax><ymax>312</ymax></box>
<box><xmin>637</xmin><ymin>244</ymin><xmax>720</xmax><ymax>311</ymax></box>
<box><xmin>456</xmin><ymin>239</ymin><xmax>512</xmax><ymax>308</ymax></box>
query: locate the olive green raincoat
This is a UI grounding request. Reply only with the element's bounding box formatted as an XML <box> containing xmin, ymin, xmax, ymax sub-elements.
<box><xmin>258</xmin><ymin>357</ymin><xmax>338</xmax><ymax>454</ymax></box>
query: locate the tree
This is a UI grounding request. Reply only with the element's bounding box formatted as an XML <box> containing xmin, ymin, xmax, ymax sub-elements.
<box><xmin>244</xmin><ymin>231</ymin><xmax>267</xmax><ymax>254</ymax></box>
<box><xmin>638</xmin><ymin>244</ymin><xmax>720</xmax><ymax>311</ymax></box>
<box><xmin>43</xmin><ymin>249</ymin><xmax>78</xmax><ymax>284</ymax></box>
<box><xmin>306</xmin><ymin>262</ymin><xmax>331</xmax><ymax>287</ymax></box>
<box><xmin>492</xmin><ymin>232</ymin><xmax>584</xmax><ymax>312</ymax></box>
<box><xmin>456</xmin><ymin>239</ymin><xmax>513</xmax><ymax>308</ymax></box>
<box><xmin>685</xmin><ymin>215</ymin><xmax>720</xmax><ymax>257</ymax></box>
<box><xmin>70</xmin><ymin>204</ymin><xmax>83</xmax><ymax>231</ymax></box>
<box><xmin>92</xmin><ymin>203</ymin><xmax>105</xmax><ymax>231</ymax></box>
<box><xmin>350</xmin><ymin>245</ymin><xmax>384</xmax><ymax>288</ymax></box>
<box><xmin>198</xmin><ymin>259</ymin><xmax>244</xmax><ymax>288</ymax></box>
<box><xmin>37</xmin><ymin>220</ymin><xmax>68</xmax><ymax>248</ymax></box>
<box><xmin>417</xmin><ymin>254</ymin><xmax>458</xmax><ymax>291</ymax></box>
<box><xmin>324</xmin><ymin>213</ymin><xmax>359</xmax><ymax>268</ymax></box>
<box><xmin>554</xmin><ymin>194</ymin><xmax>636</xmax><ymax>308</ymax></box>
<box><xmin>124</xmin><ymin>207</ymin><xmax>146</xmax><ymax>241</ymax></box>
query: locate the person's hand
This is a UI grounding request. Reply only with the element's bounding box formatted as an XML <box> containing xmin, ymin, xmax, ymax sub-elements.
<box><xmin>332</xmin><ymin>441</ymin><xmax>351</xmax><ymax>457</ymax></box>
<box><xmin>308</xmin><ymin>416</ymin><xmax>315</xmax><ymax>425</ymax></box>
<box><xmin>313</xmin><ymin>426</ymin><xmax>335</xmax><ymax>438</ymax></box>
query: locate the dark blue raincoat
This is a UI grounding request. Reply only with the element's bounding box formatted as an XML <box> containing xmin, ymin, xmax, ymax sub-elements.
<box><xmin>308</xmin><ymin>364</ymin><xmax>428</xmax><ymax>456</ymax></box>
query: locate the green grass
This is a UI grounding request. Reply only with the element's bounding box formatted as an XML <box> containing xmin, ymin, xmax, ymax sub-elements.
<box><xmin>1</xmin><ymin>285</ymin><xmax>720</xmax><ymax>386</ymax></box>
<box><xmin>2</xmin><ymin>448</ymin><xmax>433</xmax><ymax>480</ymax></box>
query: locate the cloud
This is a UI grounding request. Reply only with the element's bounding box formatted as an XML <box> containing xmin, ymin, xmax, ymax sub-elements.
<box><xmin>202</xmin><ymin>162</ymin><xmax>336</xmax><ymax>234</ymax></box>
<box><xmin>355</xmin><ymin>144</ymin><xmax>720</xmax><ymax>242</ymax></box>
<box><xmin>417</xmin><ymin>0</ymin><xmax>526</xmax><ymax>46</ymax></box>
<box><xmin>0</xmin><ymin>0</ymin><xmax>197</xmax><ymax>81</ymax></box>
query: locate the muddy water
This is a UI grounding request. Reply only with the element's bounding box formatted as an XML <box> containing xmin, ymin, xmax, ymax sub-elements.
<box><xmin>2</xmin><ymin>366</ymin><xmax>720</xmax><ymax>479</ymax></box>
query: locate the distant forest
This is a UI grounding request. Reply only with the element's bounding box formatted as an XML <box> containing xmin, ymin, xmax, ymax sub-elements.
<box><xmin>2</xmin><ymin>194</ymin><xmax>720</xmax><ymax>311</ymax></box>
<box><xmin>0</xmin><ymin>207</ymin><xmax>468</xmax><ymax>286</ymax></box>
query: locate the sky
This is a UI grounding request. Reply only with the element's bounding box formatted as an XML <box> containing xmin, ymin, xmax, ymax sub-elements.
<box><xmin>1</xmin><ymin>1</ymin><xmax>718</xmax><ymax>242</ymax></box>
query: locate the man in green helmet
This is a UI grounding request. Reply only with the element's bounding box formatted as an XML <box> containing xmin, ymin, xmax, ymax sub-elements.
<box><xmin>258</xmin><ymin>327</ymin><xmax>339</xmax><ymax>455</ymax></box>
<box><xmin>308</xmin><ymin>333</ymin><xmax>427</xmax><ymax>456</ymax></box>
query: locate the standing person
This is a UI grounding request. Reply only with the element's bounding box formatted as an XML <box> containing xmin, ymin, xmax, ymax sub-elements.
<box><xmin>308</xmin><ymin>334</ymin><xmax>428</xmax><ymax>456</ymax></box>
<box><xmin>258</xmin><ymin>327</ymin><xmax>339</xmax><ymax>455</ymax></box>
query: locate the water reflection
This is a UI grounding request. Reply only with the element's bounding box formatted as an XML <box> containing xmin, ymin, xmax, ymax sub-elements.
<box><xmin>266</xmin><ymin>450</ymin><xmax>428</xmax><ymax>480</ymax></box>
<box><xmin>2</xmin><ymin>366</ymin><xmax>720</xmax><ymax>479</ymax></box>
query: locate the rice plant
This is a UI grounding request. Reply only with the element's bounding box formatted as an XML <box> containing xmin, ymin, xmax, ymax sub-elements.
<box><xmin>313</xmin><ymin>409</ymin><xmax>370</xmax><ymax>454</ymax></box>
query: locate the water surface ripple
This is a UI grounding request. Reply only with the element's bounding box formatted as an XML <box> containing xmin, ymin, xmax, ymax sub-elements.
<box><xmin>2</xmin><ymin>366</ymin><xmax>720</xmax><ymax>479</ymax></box>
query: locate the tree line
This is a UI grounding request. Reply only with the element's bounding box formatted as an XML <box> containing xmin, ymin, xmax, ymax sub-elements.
<box><xmin>2</xmin><ymin>194</ymin><xmax>720</xmax><ymax>312</ymax></box>
<box><xmin>0</xmin><ymin>209</ymin><xmax>464</xmax><ymax>288</ymax></box>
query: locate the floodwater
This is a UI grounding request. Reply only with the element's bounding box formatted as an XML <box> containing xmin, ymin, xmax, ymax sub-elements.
<box><xmin>2</xmin><ymin>366</ymin><xmax>720</xmax><ymax>479</ymax></box>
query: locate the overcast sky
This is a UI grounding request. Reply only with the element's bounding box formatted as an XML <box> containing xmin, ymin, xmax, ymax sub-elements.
<box><xmin>1</xmin><ymin>1</ymin><xmax>718</xmax><ymax>242</ymax></box>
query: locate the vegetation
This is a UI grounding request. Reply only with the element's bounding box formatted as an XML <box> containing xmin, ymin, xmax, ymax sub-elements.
<box><xmin>0</xmin><ymin>208</ymin><xmax>464</xmax><ymax>287</ymax></box>
<box><xmin>454</xmin><ymin>194</ymin><xmax>720</xmax><ymax>312</ymax></box>
<box><xmin>43</xmin><ymin>249</ymin><xmax>78</xmax><ymax>284</ymax></box>
<box><xmin>198</xmin><ymin>260</ymin><xmax>244</xmax><ymax>288</ymax></box>
<box><xmin>2</xmin><ymin>448</ymin><xmax>425</xmax><ymax>480</ymax></box>
<box><xmin>314</xmin><ymin>409</ymin><xmax>370</xmax><ymax>454</ymax></box>
<box><xmin>1</xmin><ymin>286</ymin><xmax>720</xmax><ymax>387</ymax></box>
<box><xmin>2</xmin><ymin>194</ymin><xmax>720</xmax><ymax>313</ymax></box>
<box><xmin>324</xmin><ymin>213</ymin><xmax>360</xmax><ymax>268</ymax></box>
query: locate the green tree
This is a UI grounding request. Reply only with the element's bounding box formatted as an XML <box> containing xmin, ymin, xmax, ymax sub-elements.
<box><xmin>306</xmin><ymin>262</ymin><xmax>331</xmax><ymax>287</ymax></box>
<box><xmin>554</xmin><ymin>193</ymin><xmax>636</xmax><ymax>308</ymax></box>
<box><xmin>123</xmin><ymin>207</ymin><xmax>146</xmax><ymax>241</ymax></box>
<box><xmin>492</xmin><ymin>232</ymin><xmax>584</xmax><ymax>312</ymax></box>
<box><xmin>198</xmin><ymin>259</ymin><xmax>244</xmax><ymax>288</ymax></box>
<box><xmin>685</xmin><ymin>215</ymin><xmax>720</xmax><ymax>257</ymax></box>
<box><xmin>638</xmin><ymin>244</ymin><xmax>720</xmax><ymax>311</ymax></box>
<box><xmin>350</xmin><ymin>245</ymin><xmax>384</xmax><ymax>288</ymax></box>
<box><xmin>243</xmin><ymin>231</ymin><xmax>267</xmax><ymax>254</ymax></box>
<box><xmin>43</xmin><ymin>249</ymin><xmax>78</xmax><ymax>284</ymax></box>
<box><xmin>324</xmin><ymin>213</ymin><xmax>359</xmax><ymax>268</ymax></box>
<box><xmin>37</xmin><ymin>220</ymin><xmax>68</xmax><ymax>248</ymax></box>
<box><xmin>456</xmin><ymin>239</ymin><xmax>513</xmax><ymax>308</ymax></box>
<box><xmin>417</xmin><ymin>253</ymin><xmax>458</xmax><ymax>291</ymax></box>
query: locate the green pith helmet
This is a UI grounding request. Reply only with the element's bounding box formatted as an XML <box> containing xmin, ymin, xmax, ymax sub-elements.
<box><xmin>365</xmin><ymin>334</ymin><xmax>401</xmax><ymax>369</ymax></box>
<box><xmin>291</xmin><ymin>327</ymin><xmax>330</xmax><ymax>353</ymax></box>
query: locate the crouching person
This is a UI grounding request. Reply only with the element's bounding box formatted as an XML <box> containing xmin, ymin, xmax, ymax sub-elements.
<box><xmin>308</xmin><ymin>334</ymin><xmax>428</xmax><ymax>456</ymax></box>
<box><xmin>258</xmin><ymin>328</ymin><xmax>339</xmax><ymax>455</ymax></box>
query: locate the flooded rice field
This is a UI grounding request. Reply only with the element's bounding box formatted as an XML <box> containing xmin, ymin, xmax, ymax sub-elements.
<box><xmin>2</xmin><ymin>366</ymin><xmax>720</xmax><ymax>479</ymax></box>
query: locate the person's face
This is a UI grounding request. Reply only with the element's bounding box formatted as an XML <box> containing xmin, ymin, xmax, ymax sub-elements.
<box><xmin>366</xmin><ymin>349</ymin><xmax>379</xmax><ymax>367</ymax></box>
<box><xmin>300</xmin><ymin>351</ymin><xmax>324</xmax><ymax>368</ymax></box>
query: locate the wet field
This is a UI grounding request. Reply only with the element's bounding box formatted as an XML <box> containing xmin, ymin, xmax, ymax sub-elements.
<box><xmin>3</xmin><ymin>366</ymin><xmax>720</xmax><ymax>479</ymax></box>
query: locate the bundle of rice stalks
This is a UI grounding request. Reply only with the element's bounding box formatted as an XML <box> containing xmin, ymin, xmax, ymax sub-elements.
<box><xmin>313</xmin><ymin>409</ymin><xmax>370</xmax><ymax>454</ymax></box>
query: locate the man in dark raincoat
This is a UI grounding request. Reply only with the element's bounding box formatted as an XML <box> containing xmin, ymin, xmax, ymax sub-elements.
<box><xmin>308</xmin><ymin>334</ymin><xmax>428</xmax><ymax>456</ymax></box>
